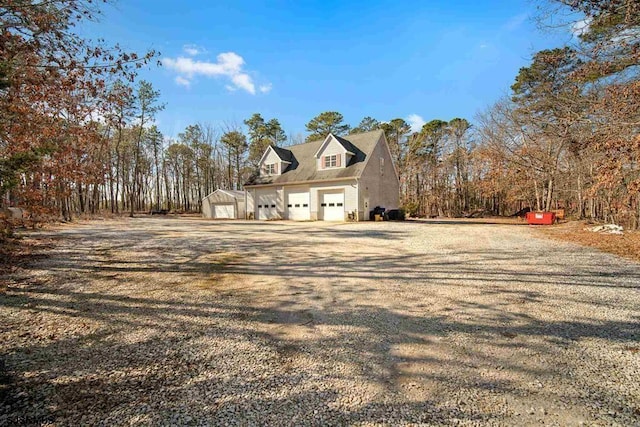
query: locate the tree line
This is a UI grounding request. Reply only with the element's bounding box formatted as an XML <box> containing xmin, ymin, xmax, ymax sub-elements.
<box><xmin>475</xmin><ymin>0</ymin><xmax>640</xmax><ymax>228</ymax></box>
<box><xmin>1</xmin><ymin>0</ymin><xmax>639</xmax><ymax>229</ymax></box>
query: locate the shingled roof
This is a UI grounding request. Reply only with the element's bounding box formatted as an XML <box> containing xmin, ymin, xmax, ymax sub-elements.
<box><xmin>270</xmin><ymin>145</ymin><xmax>294</xmax><ymax>163</ymax></box>
<box><xmin>245</xmin><ymin>129</ymin><xmax>384</xmax><ymax>186</ymax></box>
<box><xmin>203</xmin><ymin>189</ymin><xmax>245</xmax><ymax>203</ymax></box>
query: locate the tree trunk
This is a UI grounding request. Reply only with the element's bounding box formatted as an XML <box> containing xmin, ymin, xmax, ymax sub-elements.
<box><xmin>577</xmin><ymin>173</ymin><xmax>583</xmax><ymax>219</ymax></box>
<box><xmin>533</xmin><ymin>179</ymin><xmax>541</xmax><ymax>211</ymax></box>
<box><xmin>545</xmin><ymin>178</ymin><xmax>553</xmax><ymax>212</ymax></box>
<box><xmin>77</xmin><ymin>182</ymin><xmax>85</xmax><ymax>213</ymax></box>
<box><xmin>154</xmin><ymin>144</ymin><xmax>161</xmax><ymax>211</ymax></box>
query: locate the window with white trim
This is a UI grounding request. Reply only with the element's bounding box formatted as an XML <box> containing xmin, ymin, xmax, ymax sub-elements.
<box><xmin>380</xmin><ymin>157</ymin><xmax>384</xmax><ymax>174</ymax></box>
<box><xmin>323</xmin><ymin>154</ymin><xmax>337</xmax><ymax>168</ymax></box>
<box><xmin>265</xmin><ymin>163</ymin><xmax>276</xmax><ymax>174</ymax></box>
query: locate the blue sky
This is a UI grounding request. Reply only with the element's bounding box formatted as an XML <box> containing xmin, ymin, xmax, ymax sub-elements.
<box><xmin>81</xmin><ymin>1</ymin><xmax>572</xmax><ymax>140</ymax></box>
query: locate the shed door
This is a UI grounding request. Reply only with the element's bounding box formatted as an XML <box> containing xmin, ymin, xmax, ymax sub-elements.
<box><xmin>286</xmin><ymin>191</ymin><xmax>310</xmax><ymax>221</ymax></box>
<box><xmin>256</xmin><ymin>190</ymin><xmax>277</xmax><ymax>220</ymax></box>
<box><xmin>319</xmin><ymin>191</ymin><xmax>345</xmax><ymax>221</ymax></box>
<box><xmin>214</xmin><ymin>204</ymin><xmax>235</xmax><ymax>219</ymax></box>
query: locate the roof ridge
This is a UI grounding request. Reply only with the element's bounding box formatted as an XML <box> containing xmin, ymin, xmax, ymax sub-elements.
<box><xmin>286</xmin><ymin>129</ymin><xmax>384</xmax><ymax>149</ymax></box>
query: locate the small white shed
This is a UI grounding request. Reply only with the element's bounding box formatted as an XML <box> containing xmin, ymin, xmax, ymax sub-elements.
<box><xmin>202</xmin><ymin>189</ymin><xmax>246</xmax><ymax>219</ymax></box>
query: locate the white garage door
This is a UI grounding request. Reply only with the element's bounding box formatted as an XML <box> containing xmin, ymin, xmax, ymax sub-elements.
<box><xmin>286</xmin><ymin>191</ymin><xmax>310</xmax><ymax>221</ymax></box>
<box><xmin>214</xmin><ymin>204</ymin><xmax>235</xmax><ymax>219</ymax></box>
<box><xmin>319</xmin><ymin>191</ymin><xmax>345</xmax><ymax>221</ymax></box>
<box><xmin>256</xmin><ymin>190</ymin><xmax>277</xmax><ymax>220</ymax></box>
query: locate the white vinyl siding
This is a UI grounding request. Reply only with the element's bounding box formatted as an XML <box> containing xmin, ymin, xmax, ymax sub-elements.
<box><xmin>317</xmin><ymin>136</ymin><xmax>347</xmax><ymax>170</ymax></box>
<box><xmin>307</xmin><ymin>181</ymin><xmax>357</xmax><ymax>221</ymax></box>
<box><xmin>260</xmin><ymin>148</ymin><xmax>282</xmax><ymax>176</ymax></box>
<box><xmin>358</xmin><ymin>134</ymin><xmax>400</xmax><ymax>220</ymax></box>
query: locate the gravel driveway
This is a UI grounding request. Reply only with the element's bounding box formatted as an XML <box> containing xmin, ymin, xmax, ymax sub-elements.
<box><xmin>1</xmin><ymin>218</ymin><xmax>639</xmax><ymax>426</ymax></box>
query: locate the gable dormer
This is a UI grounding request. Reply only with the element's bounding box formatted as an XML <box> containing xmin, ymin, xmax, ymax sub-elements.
<box><xmin>315</xmin><ymin>133</ymin><xmax>356</xmax><ymax>170</ymax></box>
<box><xmin>259</xmin><ymin>145</ymin><xmax>293</xmax><ymax>176</ymax></box>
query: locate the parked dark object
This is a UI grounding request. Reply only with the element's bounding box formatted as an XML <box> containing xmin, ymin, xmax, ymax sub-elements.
<box><xmin>511</xmin><ymin>207</ymin><xmax>531</xmax><ymax>218</ymax></box>
<box><xmin>369</xmin><ymin>206</ymin><xmax>386</xmax><ymax>221</ymax></box>
<box><xmin>150</xmin><ymin>209</ymin><xmax>169</xmax><ymax>215</ymax></box>
<box><xmin>384</xmin><ymin>209</ymin><xmax>405</xmax><ymax>221</ymax></box>
<box><xmin>465</xmin><ymin>209</ymin><xmax>486</xmax><ymax>218</ymax></box>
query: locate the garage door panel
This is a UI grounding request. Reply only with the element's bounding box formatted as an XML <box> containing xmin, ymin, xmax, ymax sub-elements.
<box><xmin>319</xmin><ymin>191</ymin><xmax>344</xmax><ymax>221</ymax></box>
<box><xmin>286</xmin><ymin>191</ymin><xmax>310</xmax><ymax>221</ymax></box>
<box><xmin>214</xmin><ymin>204</ymin><xmax>235</xmax><ymax>219</ymax></box>
<box><xmin>257</xmin><ymin>191</ymin><xmax>277</xmax><ymax>220</ymax></box>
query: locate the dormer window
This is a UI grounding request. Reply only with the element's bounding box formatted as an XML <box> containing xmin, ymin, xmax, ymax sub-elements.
<box><xmin>315</xmin><ymin>134</ymin><xmax>350</xmax><ymax>170</ymax></box>
<box><xmin>324</xmin><ymin>155</ymin><xmax>337</xmax><ymax>168</ymax></box>
<box><xmin>323</xmin><ymin>154</ymin><xmax>342</xmax><ymax>169</ymax></box>
<box><xmin>258</xmin><ymin>146</ymin><xmax>292</xmax><ymax>177</ymax></box>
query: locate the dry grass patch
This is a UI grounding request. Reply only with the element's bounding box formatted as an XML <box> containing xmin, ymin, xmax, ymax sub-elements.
<box><xmin>535</xmin><ymin>220</ymin><xmax>640</xmax><ymax>262</ymax></box>
<box><xmin>191</xmin><ymin>251</ymin><xmax>243</xmax><ymax>290</ymax></box>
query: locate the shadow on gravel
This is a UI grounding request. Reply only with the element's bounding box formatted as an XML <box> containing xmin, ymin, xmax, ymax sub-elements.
<box><xmin>2</xmin><ymin>219</ymin><xmax>639</xmax><ymax>425</ymax></box>
<box><xmin>411</xmin><ymin>219</ymin><xmax>528</xmax><ymax>226</ymax></box>
<box><xmin>29</xmin><ymin>245</ymin><xmax>640</xmax><ymax>291</ymax></box>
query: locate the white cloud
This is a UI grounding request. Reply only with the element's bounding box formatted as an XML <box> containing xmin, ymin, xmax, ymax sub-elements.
<box><xmin>230</xmin><ymin>72</ymin><xmax>255</xmax><ymax>94</ymax></box>
<box><xmin>259</xmin><ymin>83</ymin><xmax>272</xmax><ymax>94</ymax></box>
<box><xmin>183</xmin><ymin>44</ymin><xmax>206</xmax><ymax>56</ymax></box>
<box><xmin>175</xmin><ymin>76</ymin><xmax>191</xmax><ymax>88</ymax></box>
<box><xmin>163</xmin><ymin>53</ymin><xmax>243</xmax><ymax>79</ymax></box>
<box><xmin>163</xmin><ymin>52</ymin><xmax>271</xmax><ymax>95</ymax></box>
<box><xmin>406</xmin><ymin>114</ymin><xmax>426</xmax><ymax>133</ymax></box>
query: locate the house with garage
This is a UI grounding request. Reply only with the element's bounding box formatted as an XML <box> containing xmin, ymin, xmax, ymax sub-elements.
<box><xmin>244</xmin><ymin>129</ymin><xmax>399</xmax><ymax>221</ymax></box>
<box><xmin>202</xmin><ymin>189</ymin><xmax>246</xmax><ymax>219</ymax></box>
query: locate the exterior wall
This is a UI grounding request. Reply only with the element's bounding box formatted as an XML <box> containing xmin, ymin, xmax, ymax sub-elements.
<box><xmin>357</xmin><ymin>135</ymin><xmax>400</xmax><ymax>220</ymax></box>
<box><xmin>202</xmin><ymin>190</ymin><xmax>244</xmax><ymax>219</ymax></box>
<box><xmin>246</xmin><ymin>188</ymin><xmax>255</xmax><ymax>219</ymax></box>
<box><xmin>236</xmin><ymin>200</ymin><xmax>246</xmax><ymax>219</ymax></box>
<box><xmin>275</xmin><ymin>186</ymin><xmax>285</xmax><ymax>217</ymax></box>
<box><xmin>202</xmin><ymin>199</ymin><xmax>213</xmax><ymax>218</ymax></box>
<box><xmin>345</xmin><ymin>153</ymin><xmax>354</xmax><ymax>165</ymax></box>
<box><xmin>309</xmin><ymin>180</ymin><xmax>357</xmax><ymax>221</ymax></box>
<box><xmin>316</xmin><ymin>137</ymin><xmax>346</xmax><ymax>170</ymax></box>
<box><xmin>246</xmin><ymin>180</ymin><xmax>357</xmax><ymax>221</ymax></box>
<box><xmin>203</xmin><ymin>200</ymin><xmax>243</xmax><ymax>219</ymax></box>
<box><xmin>250</xmin><ymin>187</ymin><xmax>283</xmax><ymax>220</ymax></box>
<box><xmin>260</xmin><ymin>149</ymin><xmax>284</xmax><ymax>175</ymax></box>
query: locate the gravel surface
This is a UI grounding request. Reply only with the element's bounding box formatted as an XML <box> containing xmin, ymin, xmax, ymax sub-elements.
<box><xmin>1</xmin><ymin>217</ymin><xmax>639</xmax><ymax>426</ymax></box>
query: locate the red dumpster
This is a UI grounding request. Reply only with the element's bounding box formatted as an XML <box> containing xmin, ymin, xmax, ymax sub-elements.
<box><xmin>526</xmin><ymin>211</ymin><xmax>556</xmax><ymax>225</ymax></box>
